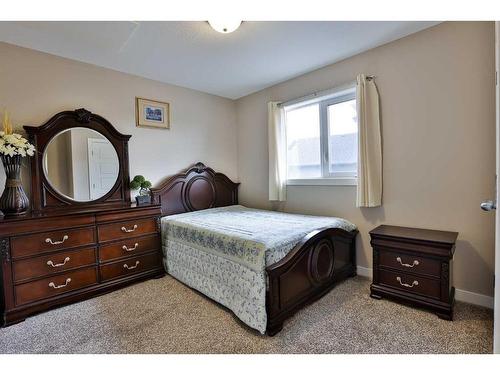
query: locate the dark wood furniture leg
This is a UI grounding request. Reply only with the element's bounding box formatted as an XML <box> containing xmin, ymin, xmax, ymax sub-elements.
<box><xmin>370</xmin><ymin>292</ymin><xmax>383</xmax><ymax>300</ymax></box>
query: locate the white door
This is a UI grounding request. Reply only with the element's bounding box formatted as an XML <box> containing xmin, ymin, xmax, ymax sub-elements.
<box><xmin>88</xmin><ymin>138</ymin><xmax>119</xmax><ymax>200</ymax></box>
<box><xmin>494</xmin><ymin>22</ymin><xmax>500</xmax><ymax>354</ymax></box>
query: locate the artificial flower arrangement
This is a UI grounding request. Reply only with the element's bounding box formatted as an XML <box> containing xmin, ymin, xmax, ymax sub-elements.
<box><xmin>0</xmin><ymin>112</ymin><xmax>35</xmax><ymax>157</ymax></box>
<box><xmin>0</xmin><ymin>111</ymin><xmax>35</xmax><ymax>216</ymax></box>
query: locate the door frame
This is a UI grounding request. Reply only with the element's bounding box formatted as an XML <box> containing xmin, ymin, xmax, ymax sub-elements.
<box><xmin>494</xmin><ymin>21</ymin><xmax>500</xmax><ymax>354</ymax></box>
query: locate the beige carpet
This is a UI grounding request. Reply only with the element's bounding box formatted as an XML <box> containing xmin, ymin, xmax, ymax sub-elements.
<box><xmin>0</xmin><ymin>275</ymin><xmax>493</xmax><ymax>354</ymax></box>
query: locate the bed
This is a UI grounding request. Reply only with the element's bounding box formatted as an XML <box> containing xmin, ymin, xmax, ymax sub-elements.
<box><xmin>151</xmin><ymin>162</ymin><xmax>358</xmax><ymax>335</ymax></box>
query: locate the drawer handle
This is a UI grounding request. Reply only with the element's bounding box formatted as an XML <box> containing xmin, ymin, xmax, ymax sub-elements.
<box><xmin>48</xmin><ymin>278</ymin><xmax>72</xmax><ymax>289</ymax></box>
<box><xmin>122</xmin><ymin>243</ymin><xmax>139</xmax><ymax>252</ymax></box>
<box><xmin>396</xmin><ymin>257</ymin><xmax>419</xmax><ymax>268</ymax></box>
<box><xmin>396</xmin><ymin>276</ymin><xmax>419</xmax><ymax>288</ymax></box>
<box><xmin>45</xmin><ymin>235</ymin><xmax>69</xmax><ymax>245</ymax></box>
<box><xmin>123</xmin><ymin>261</ymin><xmax>140</xmax><ymax>270</ymax></box>
<box><xmin>47</xmin><ymin>257</ymin><xmax>70</xmax><ymax>268</ymax></box>
<box><xmin>121</xmin><ymin>225</ymin><xmax>138</xmax><ymax>233</ymax></box>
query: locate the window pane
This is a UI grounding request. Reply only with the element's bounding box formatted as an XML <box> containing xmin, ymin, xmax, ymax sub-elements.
<box><xmin>286</xmin><ymin>104</ymin><xmax>321</xmax><ymax>179</ymax></box>
<box><xmin>327</xmin><ymin>99</ymin><xmax>358</xmax><ymax>175</ymax></box>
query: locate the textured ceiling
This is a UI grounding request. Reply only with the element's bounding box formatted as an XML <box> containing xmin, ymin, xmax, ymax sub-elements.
<box><xmin>0</xmin><ymin>21</ymin><xmax>440</xmax><ymax>99</ymax></box>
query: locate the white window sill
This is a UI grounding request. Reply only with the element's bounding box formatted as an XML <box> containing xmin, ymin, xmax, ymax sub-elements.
<box><xmin>286</xmin><ymin>178</ymin><xmax>357</xmax><ymax>186</ymax></box>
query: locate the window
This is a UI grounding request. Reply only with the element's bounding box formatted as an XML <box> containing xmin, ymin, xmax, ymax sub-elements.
<box><xmin>284</xmin><ymin>87</ymin><xmax>357</xmax><ymax>185</ymax></box>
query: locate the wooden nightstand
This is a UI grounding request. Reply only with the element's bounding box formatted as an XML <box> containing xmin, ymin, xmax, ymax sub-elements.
<box><xmin>369</xmin><ymin>225</ymin><xmax>458</xmax><ymax>320</ymax></box>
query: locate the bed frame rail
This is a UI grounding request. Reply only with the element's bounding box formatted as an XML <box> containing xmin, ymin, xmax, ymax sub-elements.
<box><xmin>266</xmin><ymin>227</ymin><xmax>358</xmax><ymax>335</ymax></box>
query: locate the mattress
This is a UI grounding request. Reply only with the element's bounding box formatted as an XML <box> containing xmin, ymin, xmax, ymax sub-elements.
<box><xmin>161</xmin><ymin>205</ymin><xmax>356</xmax><ymax>333</ymax></box>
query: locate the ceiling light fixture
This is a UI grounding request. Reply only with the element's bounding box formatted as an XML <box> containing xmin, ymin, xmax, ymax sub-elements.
<box><xmin>208</xmin><ymin>20</ymin><xmax>242</xmax><ymax>34</ymax></box>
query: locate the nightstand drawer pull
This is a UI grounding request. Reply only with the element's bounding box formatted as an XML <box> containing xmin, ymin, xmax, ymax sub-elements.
<box><xmin>46</xmin><ymin>257</ymin><xmax>70</xmax><ymax>268</ymax></box>
<box><xmin>121</xmin><ymin>225</ymin><xmax>138</xmax><ymax>233</ymax></box>
<box><xmin>123</xmin><ymin>261</ymin><xmax>140</xmax><ymax>270</ymax></box>
<box><xmin>48</xmin><ymin>278</ymin><xmax>72</xmax><ymax>289</ymax></box>
<box><xmin>45</xmin><ymin>235</ymin><xmax>69</xmax><ymax>245</ymax></box>
<box><xmin>396</xmin><ymin>276</ymin><xmax>419</xmax><ymax>288</ymax></box>
<box><xmin>396</xmin><ymin>257</ymin><xmax>419</xmax><ymax>268</ymax></box>
<box><xmin>122</xmin><ymin>243</ymin><xmax>139</xmax><ymax>252</ymax></box>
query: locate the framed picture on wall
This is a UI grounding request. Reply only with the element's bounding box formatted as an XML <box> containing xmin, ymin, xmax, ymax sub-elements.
<box><xmin>135</xmin><ymin>97</ymin><xmax>170</xmax><ymax>129</ymax></box>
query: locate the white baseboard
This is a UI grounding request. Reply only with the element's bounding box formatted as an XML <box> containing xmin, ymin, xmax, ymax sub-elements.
<box><xmin>355</xmin><ymin>266</ymin><xmax>494</xmax><ymax>309</ymax></box>
<box><xmin>454</xmin><ymin>289</ymin><xmax>494</xmax><ymax>309</ymax></box>
<box><xmin>356</xmin><ymin>265</ymin><xmax>372</xmax><ymax>278</ymax></box>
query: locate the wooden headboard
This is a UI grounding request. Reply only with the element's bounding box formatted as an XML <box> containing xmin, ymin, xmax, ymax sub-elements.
<box><xmin>151</xmin><ymin>162</ymin><xmax>240</xmax><ymax>216</ymax></box>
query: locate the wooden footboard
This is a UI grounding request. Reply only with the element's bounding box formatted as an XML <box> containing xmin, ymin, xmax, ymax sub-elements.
<box><xmin>265</xmin><ymin>227</ymin><xmax>358</xmax><ymax>335</ymax></box>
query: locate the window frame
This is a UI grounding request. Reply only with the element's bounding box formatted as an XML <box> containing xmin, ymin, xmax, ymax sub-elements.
<box><xmin>284</xmin><ymin>86</ymin><xmax>358</xmax><ymax>186</ymax></box>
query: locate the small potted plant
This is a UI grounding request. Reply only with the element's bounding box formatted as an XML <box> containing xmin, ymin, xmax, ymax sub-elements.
<box><xmin>130</xmin><ymin>175</ymin><xmax>152</xmax><ymax>205</ymax></box>
<box><xmin>0</xmin><ymin>111</ymin><xmax>36</xmax><ymax>217</ymax></box>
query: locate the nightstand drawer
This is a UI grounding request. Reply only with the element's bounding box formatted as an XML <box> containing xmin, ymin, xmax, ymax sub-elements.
<box><xmin>378</xmin><ymin>269</ymin><xmax>441</xmax><ymax>300</ymax></box>
<box><xmin>379</xmin><ymin>249</ymin><xmax>441</xmax><ymax>277</ymax></box>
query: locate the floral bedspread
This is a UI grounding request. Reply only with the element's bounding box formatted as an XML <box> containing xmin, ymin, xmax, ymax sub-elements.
<box><xmin>161</xmin><ymin>205</ymin><xmax>356</xmax><ymax>334</ymax></box>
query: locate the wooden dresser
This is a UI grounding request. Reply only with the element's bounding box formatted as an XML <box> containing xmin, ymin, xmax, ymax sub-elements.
<box><xmin>369</xmin><ymin>225</ymin><xmax>458</xmax><ymax>320</ymax></box>
<box><xmin>0</xmin><ymin>203</ymin><xmax>163</xmax><ymax>325</ymax></box>
<box><xmin>0</xmin><ymin>108</ymin><xmax>166</xmax><ymax>326</ymax></box>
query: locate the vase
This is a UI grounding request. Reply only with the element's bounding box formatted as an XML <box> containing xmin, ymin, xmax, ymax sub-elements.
<box><xmin>0</xmin><ymin>155</ymin><xmax>29</xmax><ymax>216</ymax></box>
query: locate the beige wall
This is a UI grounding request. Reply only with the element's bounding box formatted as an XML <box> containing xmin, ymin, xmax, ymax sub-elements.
<box><xmin>0</xmin><ymin>22</ymin><xmax>495</xmax><ymax>297</ymax></box>
<box><xmin>236</xmin><ymin>22</ymin><xmax>496</xmax><ymax>296</ymax></box>
<box><xmin>0</xmin><ymin>41</ymin><xmax>238</xmax><ymax>199</ymax></box>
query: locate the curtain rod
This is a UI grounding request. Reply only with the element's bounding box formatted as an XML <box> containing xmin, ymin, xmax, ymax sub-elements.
<box><xmin>277</xmin><ymin>75</ymin><xmax>376</xmax><ymax>108</ymax></box>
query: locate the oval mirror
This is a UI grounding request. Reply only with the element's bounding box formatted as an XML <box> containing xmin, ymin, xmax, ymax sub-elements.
<box><xmin>43</xmin><ymin>127</ymin><xmax>119</xmax><ymax>202</ymax></box>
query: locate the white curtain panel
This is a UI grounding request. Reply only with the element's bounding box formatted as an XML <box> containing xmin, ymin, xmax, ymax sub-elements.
<box><xmin>268</xmin><ymin>101</ymin><xmax>287</xmax><ymax>201</ymax></box>
<box><xmin>356</xmin><ymin>74</ymin><xmax>382</xmax><ymax>207</ymax></box>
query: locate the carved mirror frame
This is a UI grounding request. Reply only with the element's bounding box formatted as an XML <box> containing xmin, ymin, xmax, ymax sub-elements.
<box><xmin>24</xmin><ymin>108</ymin><xmax>132</xmax><ymax>213</ymax></box>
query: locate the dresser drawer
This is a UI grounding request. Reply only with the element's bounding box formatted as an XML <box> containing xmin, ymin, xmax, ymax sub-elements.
<box><xmin>100</xmin><ymin>252</ymin><xmax>162</xmax><ymax>282</ymax></box>
<box><xmin>99</xmin><ymin>234</ymin><xmax>160</xmax><ymax>262</ymax></box>
<box><xmin>378</xmin><ymin>269</ymin><xmax>441</xmax><ymax>300</ymax></box>
<box><xmin>14</xmin><ymin>267</ymin><xmax>98</xmax><ymax>306</ymax></box>
<box><xmin>96</xmin><ymin>206</ymin><xmax>161</xmax><ymax>223</ymax></box>
<box><xmin>98</xmin><ymin>217</ymin><xmax>157</xmax><ymax>242</ymax></box>
<box><xmin>378</xmin><ymin>249</ymin><xmax>441</xmax><ymax>277</ymax></box>
<box><xmin>10</xmin><ymin>227</ymin><xmax>96</xmax><ymax>259</ymax></box>
<box><xmin>13</xmin><ymin>247</ymin><xmax>97</xmax><ymax>283</ymax></box>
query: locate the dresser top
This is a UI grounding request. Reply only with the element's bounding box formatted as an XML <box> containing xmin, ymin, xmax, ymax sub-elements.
<box><xmin>0</xmin><ymin>203</ymin><xmax>161</xmax><ymax>238</ymax></box>
<box><xmin>0</xmin><ymin>202</ymin><xmax>160</xmax><ymax>223</ymax></box>
<box><xmin>369</xmin><ymin>225</ymin><xmax>458</xmax><ymax>245</ymax></box>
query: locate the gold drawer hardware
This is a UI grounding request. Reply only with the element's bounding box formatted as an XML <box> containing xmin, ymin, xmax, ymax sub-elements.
<box><xmin>396</xmin><ymin>276</ymin><xmax>419</xmax><ymax>288</ymax></box>
<box><xmin>45</xmin><ymin>235</ymin><xmax>69</xmax><ymax>245</ymax></box>
<box><xmin>123</xmin><ymin>261</ymin><xmax>140</xmax><ymax>270</ymax></box>
<box><xmin>121</xmin><ymin>224</ymin><xmax>138</xmax><ymax>233</ymax></box>
<box><xmin>47</xmin><ymin>257</ymin><xmax>70</xmax><ymax>268</ymax></box>
<box><xmin>48</xmin><ymin>278</ymin><xmax>72</xmax><ymax>289</ymax></box>
<box><xmin>122</xmin><ymin>243</ymin><xmax>139</xmax><ymax>252</ymax></box>
<box><xmin>396</xmin><ymin>257</ymin><xmax>419</xmax><ymax>268</ymax></box>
